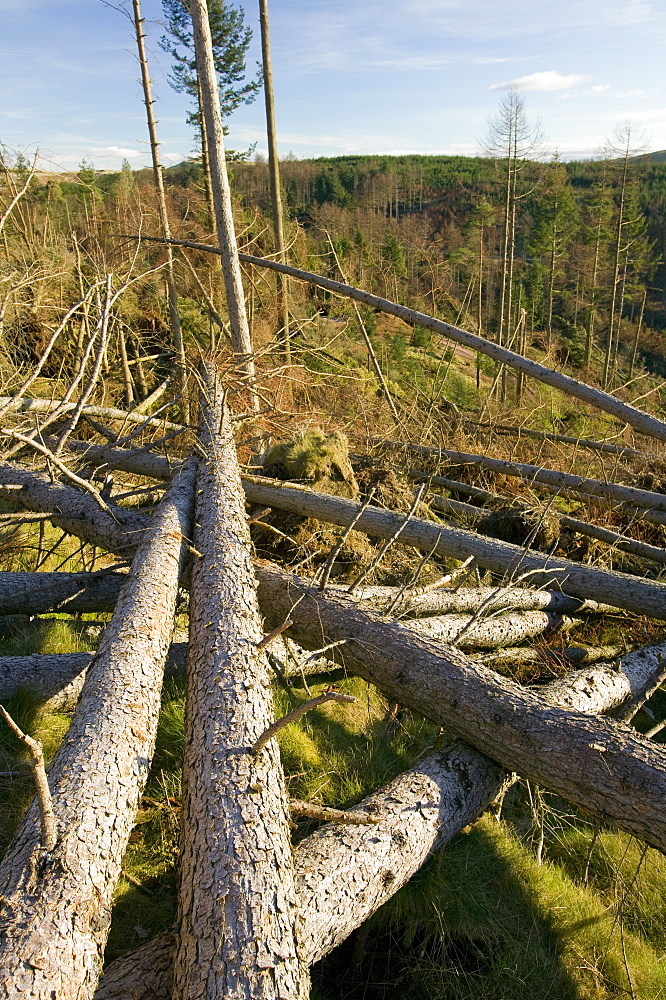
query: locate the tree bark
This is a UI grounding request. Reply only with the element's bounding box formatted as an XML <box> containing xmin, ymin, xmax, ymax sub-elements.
<box><xmin>0</xmin><ymin>460</ymin><xmax>195</xmax><ymax>999</ymax></box>
<box><xmin>409</xmin><ymin>608</ymin><xmax>575</xmax><ymax>648</ymax></box>
<box><xmin>94</xmin><ymin>636</ymin><xmax>666</xmax><ymax>999</ymax></box>
<box><xmin>172</xmin><ymin>365</ymin><xmax>307</xmax><ymax>998</ymax></box>
<box><xmin>0</xmin><ymin>569</ymin><xmax>125</xmax><ymax>616</ymax></box>
<box><xmin>254</xmin><ymin>563</ymin><xmax>666</xmax><ymax>851</ymax></box>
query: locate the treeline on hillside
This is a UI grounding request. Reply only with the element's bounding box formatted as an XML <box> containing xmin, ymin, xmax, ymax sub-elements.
<box><xmin>3</xmin><ymin>138</ymin><xmax>666</xmax><ymax>403</ymax></box>
<box><xmin>223</xmin><ymin>148</ymin><xmax>666</xmax><ymax>386</ymax></box>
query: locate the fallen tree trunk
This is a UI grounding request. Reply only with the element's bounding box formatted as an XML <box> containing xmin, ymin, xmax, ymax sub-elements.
<box><xmin>241</xmin><ymin>479</ymin><xmax>666</xmax><ymax>620</ymax></box>
<box><xmin>461</xmin><ymin>418</ymin><xmax>651</xmax><ymax>458</ymax></box>
<box><xmin>0</xmin><ymin>651</ymin><xmax>93</xmax><ymax>710</ymax></box>
<box><xmin>426</xmin><ymin>492</ymin><xmax>666</xmax><ymax>566</ymax></box>
<box><xmin>386</xmin><ymin>440</ymin><xmax>666</xmax><ymax>512</ymax></box>
<box><xmin>130</xmin><ymin>237</ymin><xmax>666</xmax><ymax>444</ymax></box>
<box><xmin>255</xmin><ymin>563</ymin><xmax>666</xmax><ymax>851</ymax></box>
<box><xmin>0</xmin><ymin>643</ymin><xmax>188</xmax><ymax>712</ymax></box>
<box><xmin>0</xmin><ymin>396</ymin><xmax>185</xmax><ymax>431</ymax></box>
<box><xmin>409</xmin><ymin>608</ymin><xmax>575</xmax><ymax>648</ymax></box>
<box><xmin>0</xmin><ymin>462</ymin><xmax>147</xmax><ymax>555</ymax></box>
<box><xmin>0</xmin><ymin>569</ymin><xmax>126</xmax><ymax>616</ymax></box>
<box><xmin>6</xmin><ymin>459</ymin><xmax>665</xmax><ymax>619</ymax></box>
<box><xmin>94</xmin><ymin>636</ymin><xmax>666</xmax><ymax>998</ymax></box>
<box><xmin>172</xmin><ymin>368</ymin><xmax>306</xmax><ymax>998</ymax></box>
<box><xmin>326</xmin><ymin>584</ymin><xmax>609</xmax><ymax>617</ymax></box>
<box><xmin>0</xmin><ymin>459</ymin><xmax>195</xmax><ymax>999</ymax></box>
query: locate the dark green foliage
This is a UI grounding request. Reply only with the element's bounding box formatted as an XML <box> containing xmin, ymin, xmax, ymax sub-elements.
<box><xmin>160</xmin><ymin>0</ymin><xmax>261</xmax><ymax>131</ymax></box>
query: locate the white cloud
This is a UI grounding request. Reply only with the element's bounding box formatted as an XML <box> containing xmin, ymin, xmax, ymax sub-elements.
<box><xmin>591</xmin><ymin>84</ymin><xmax>611</xmax><ymax>93</ymax></box>
<box><xmin>88</xmin><ymin>146</ymin><xmax>141</xmax><ymax>159</ymax></box>
<box><xmin>490</xmin><ymin>70</ymin><xmax>588</xmax><ymax>92</ymax></box>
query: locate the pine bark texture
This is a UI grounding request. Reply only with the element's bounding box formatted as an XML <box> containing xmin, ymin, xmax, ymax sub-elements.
<box><xmin>172</xmin><ymin>368</ymin><xmax>307</xmax><ymax>999</ymax></box>
<box><xmin>255</xmin><ymin>564</ymin><xmax>666</xmax><ymax>851</ymax></box>
<box><xmin>409</xmin><ymin>608</ymin><xmax>574</xmax><ymax>648</ymax></box>
<box><xmin>94</xmin><ymin>637</ymin><xmax>666</xmax><ymax>999</ymax></box>
<box><xmin>0</xmin><ymin>460</ymin><xmax>195</xmax><ymax>999</ymax></box>
<box><xmin>0</xmin><ymin>569</ymin><xmax>125</xmax><ymax>615</ymax></box>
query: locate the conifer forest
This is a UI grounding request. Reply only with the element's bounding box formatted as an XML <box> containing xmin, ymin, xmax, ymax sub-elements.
<box><xmin>2</xmin><ymin>2</ymin><xmax>666</xmax><ymax>998</ymax></box>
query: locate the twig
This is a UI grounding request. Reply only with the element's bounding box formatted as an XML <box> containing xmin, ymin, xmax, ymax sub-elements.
<box><xmin>0</xmin><ymin>704</ymin><xmax>57</xmax><ymax>850</ymax></box>
<box><xmin>317</xmin><ymin>488</ymin><xmax>376</xmax><ymax>591</ymax></box>
<box><xmin>256</xmin><ymin>619</ymin><xmax>293</xmax><ymax>650</ymax></box>
<box><xmin>405</xmin><ymin>555</ymin><xmax>476</xmax><ymax>598</ymax></box>
<box><xmin>303</xmin><ymin>639</ymin><xmax>347</xmax><ymax>665</ymax></box>
<box><xmin>251</xmin><ymin>688</ymin><xmax>356</xmax><ymax>754</ymax></box>
<box><xmin>289</xmin><ymin>799</ymin><xmax>380</xmax><ymax>825</ymax></box>
<box><xmin>347</xmin><ymin>484</ymin><xmax>426</xmax><ymax>595</ymax></box>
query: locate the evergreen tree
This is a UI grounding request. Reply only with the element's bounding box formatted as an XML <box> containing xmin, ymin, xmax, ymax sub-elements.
<box><xmin>160</xmin><ymin>0</ymin><xmax>261</xmax><ymax>131</ymax></box>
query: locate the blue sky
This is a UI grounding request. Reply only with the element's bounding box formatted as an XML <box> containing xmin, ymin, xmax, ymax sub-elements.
<box><xmin>1</xmin><ymin>0</ymin><xmax>665</xmax><ymax>171</ymax></box>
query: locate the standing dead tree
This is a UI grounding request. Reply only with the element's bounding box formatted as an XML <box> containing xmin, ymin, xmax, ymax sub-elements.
<box><xmin>0</xmin><ymin>459</ymin><xmax>195</xmax><ymax>999</ymax></box>
<box><xmin>173</xmin><ymin>364</ymin><xmax>307</xmax><ymax>998</ymax></box>
<box><xmin>189</xmin><ymin>0</ymin><xmax>257</xmax><ymax>404</ymax></box>
<box><xmin>258</xmin><ymin>0</ymin><xmax>290</xmax><ymax>360</ymax></box>
<box><xmin>130</xmin><ymin>0</ymin><xmax>188</xmax><ymax>421</ymax></box>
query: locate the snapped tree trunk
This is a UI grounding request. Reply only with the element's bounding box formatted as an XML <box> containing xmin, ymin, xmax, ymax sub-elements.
<box><xmin>254</xmin><ymin>563</ymin><xmax>666</xmax><ymax>851</ymax></box>
<box><xmin>172</xmin><ymin>365</ymin><xmax>307</xmax><ymax>999</ymax></box>
<box><xmin>94</xmin><ymin>637</ymin><xmax>666</xmax><ymax>999</ymax></box>
<box><xmin>0</xmin><ymin>460</ymin><xmax>195</xmax><ymax>999</ymax></box>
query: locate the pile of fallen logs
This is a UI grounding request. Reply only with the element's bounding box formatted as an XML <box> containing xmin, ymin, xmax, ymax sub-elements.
<box><xmin>1</xmin><ymin>362</ymin><xmax>666</xmax><ymax>998</ymax></box>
